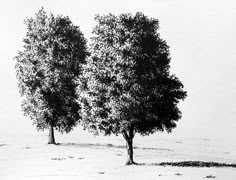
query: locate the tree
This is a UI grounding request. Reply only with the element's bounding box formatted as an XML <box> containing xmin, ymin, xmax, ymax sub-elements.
<box><xmin>79</xmin><ymin>12</ymin><xmax>187</xmax><ymax>164</ymax></box>
<box><xmin>15</xmin><ymin>8</ymin><xmax>88</xmax><ymax>144</ymax></box>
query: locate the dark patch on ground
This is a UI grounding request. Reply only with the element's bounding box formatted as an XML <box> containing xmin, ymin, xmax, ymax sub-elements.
<box><xmin>205</xmin><ymin>175</ymin><xmax>216</xmax><ymax>178</ymax></box>
<box><xmin>51</xmin><ymin>157</ymin><xmax>84</xmax><ymax>160</ymax></box>
<box><xmin>176</xmin><ymin>141</ymin><xmax>182</xmax><ymax>144</ymax></box>
<box><xmin>24</xmin><ymin>146</ymin><xmax>31</xmax><ymax>149</ymax></box>
<box><xmin>51</xmin><ymin>158</ymin><xmax>66</xmax><ymax>161</ymax></box>
<box><xmin>156</xmin><ymin>161</ymin><xmax>236</xmax><ymax>168</ymax></box>
<box><xmin>175</xmin><ymin>173</ymin><xmax>182</xmax><ymax>176</ymax></box>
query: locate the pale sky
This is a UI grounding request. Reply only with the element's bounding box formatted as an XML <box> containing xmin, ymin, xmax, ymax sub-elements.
<box><xmin>0</xmin><ymin>0</ymin><xmax>236</xmax><ymax>139</ymax></box>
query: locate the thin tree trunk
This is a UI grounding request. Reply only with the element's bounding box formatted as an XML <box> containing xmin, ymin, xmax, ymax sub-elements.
<box><xmin>48</xmin><ymin>124</ymin><xmax>56</xmax><ymax>144</ymax></box>
<box><xmin>122</xmin><ymin>127</ymin><xmax>136</xmax><ymax>165</ymax></box>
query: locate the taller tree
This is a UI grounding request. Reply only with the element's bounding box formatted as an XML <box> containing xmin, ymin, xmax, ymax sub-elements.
<box><xmin>15</xmin><ymin>8</ymin><xmax>88</xmax><ymax>144</ymax></box>
<box><xmin>79</xmin><ymin>12</ymin><xmax>187</xmax><ymax>164</ymax></box>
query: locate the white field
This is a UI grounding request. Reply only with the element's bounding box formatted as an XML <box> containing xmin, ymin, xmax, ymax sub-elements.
<box><xmin>0</xmin><ymin>129</ymin><xmax>236</xmax><ymax>180</ymax></box>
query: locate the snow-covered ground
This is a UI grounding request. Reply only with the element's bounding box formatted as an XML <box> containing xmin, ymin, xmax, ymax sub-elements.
<box><xmin>0</xmin><ymin>129</ymin><xmax>236</xmax><ymax>180</ymax></box>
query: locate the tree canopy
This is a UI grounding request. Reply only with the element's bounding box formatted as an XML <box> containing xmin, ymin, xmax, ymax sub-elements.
<box><xmin>79</xmin><ymin>12</ymin><xmax>187</xmax><ymax>164</ymax></box>
<box><xmin>15</xmin><ymin>8</ymin><xmax>88</xmax><ymax>144</ymax></box>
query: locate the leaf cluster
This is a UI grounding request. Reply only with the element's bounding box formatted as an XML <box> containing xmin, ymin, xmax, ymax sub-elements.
<box><xmin>79</xmin><ymin>12</ymin><xmax>187</xmax><ymax>136</ymax></box>
<box><xmin>15</xmin><ymin>8</ymin><xmax>88</xmax><ymax>132</ymax></box>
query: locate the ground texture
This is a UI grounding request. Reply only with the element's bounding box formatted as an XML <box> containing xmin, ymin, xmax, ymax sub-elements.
<box><xmin>0</xmin><ymin>130</ymin><xmax>236</xmax><ymax>180</ymax></box>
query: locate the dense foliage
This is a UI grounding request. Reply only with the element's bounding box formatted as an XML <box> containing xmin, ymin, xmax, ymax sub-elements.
<box><xmin>79</xmin><ymin>12</ymin><xmax>187</xmax><ymax>164</ymax></box>
<box><xmin>15</xmin><ymin>8</ymin><xmax>88</xmax><ymax>143</ymax></box>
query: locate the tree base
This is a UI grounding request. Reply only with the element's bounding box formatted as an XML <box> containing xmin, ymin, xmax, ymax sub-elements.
<box><xmin>47</xmin><ymin>141</ymin><xmax>57</xmax><ymax>145</ymax></box>
<box><xmin>125</xmin><ymin>160</ymin><xmax>137</xmax><ymax>165</ymax></box>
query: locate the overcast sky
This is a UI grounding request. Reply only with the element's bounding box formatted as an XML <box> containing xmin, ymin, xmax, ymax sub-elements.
<box><xmin>0</xmin><ymin>0</ymin><xmax>235</xmax><ymax>139</ymax></box>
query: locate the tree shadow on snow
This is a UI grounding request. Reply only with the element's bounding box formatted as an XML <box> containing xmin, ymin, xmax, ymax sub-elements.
<box><xmin>58</xmin><ymin>142</ymin><xmax>173</xmax><ymax>151</ymax></box>
<box><xmin>137</xmin><ymin>161</ymin><xmax>236</xmax><ymax>168</ymax></box>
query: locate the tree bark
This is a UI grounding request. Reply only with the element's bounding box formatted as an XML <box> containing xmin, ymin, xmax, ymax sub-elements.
<box><xmin>48</xmin><ymin>124</ymin><xmax>56</xmax><ymax>144</ymax></box>
<box><xmin>125</xmin><ymin>136</ymin><xmax>134</xmax><ymax>165</ymax></box>
<box><xmin>122</xmin><ymin>127</ymin><xmax>136</xmax><ymax>165</ymax></box>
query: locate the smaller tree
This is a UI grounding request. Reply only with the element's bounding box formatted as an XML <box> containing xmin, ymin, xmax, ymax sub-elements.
<box><xmin>15</xmin><ymin>8</ymin><xmax>88</xmax><ymax>144</ymax></box>
<box><xmin>79</xmin><ymin>13</ymin><xmax>187</xmax><ymax>164</ymax></box>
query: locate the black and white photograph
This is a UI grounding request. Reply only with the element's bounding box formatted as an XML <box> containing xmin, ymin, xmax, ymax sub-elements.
<box><xmin>0</xmin><ymin>0</ymin><xmax>236</xmax><ymax>179</ymax></box>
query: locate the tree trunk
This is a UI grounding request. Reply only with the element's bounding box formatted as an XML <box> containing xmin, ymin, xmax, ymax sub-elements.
<box><xmin>48</xmin><ymin>124</ymin><xmax>56</xmax><ymax>144</ymax></box>
<box><xmin>125</xmin><ymin>137</ymin><xmax>134</xmax><ymax>165</ymax></box>
<box><xmin>122</xmin><ymin>127</ymin><xmax>136</xmax><ymax>165</ymax></box>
